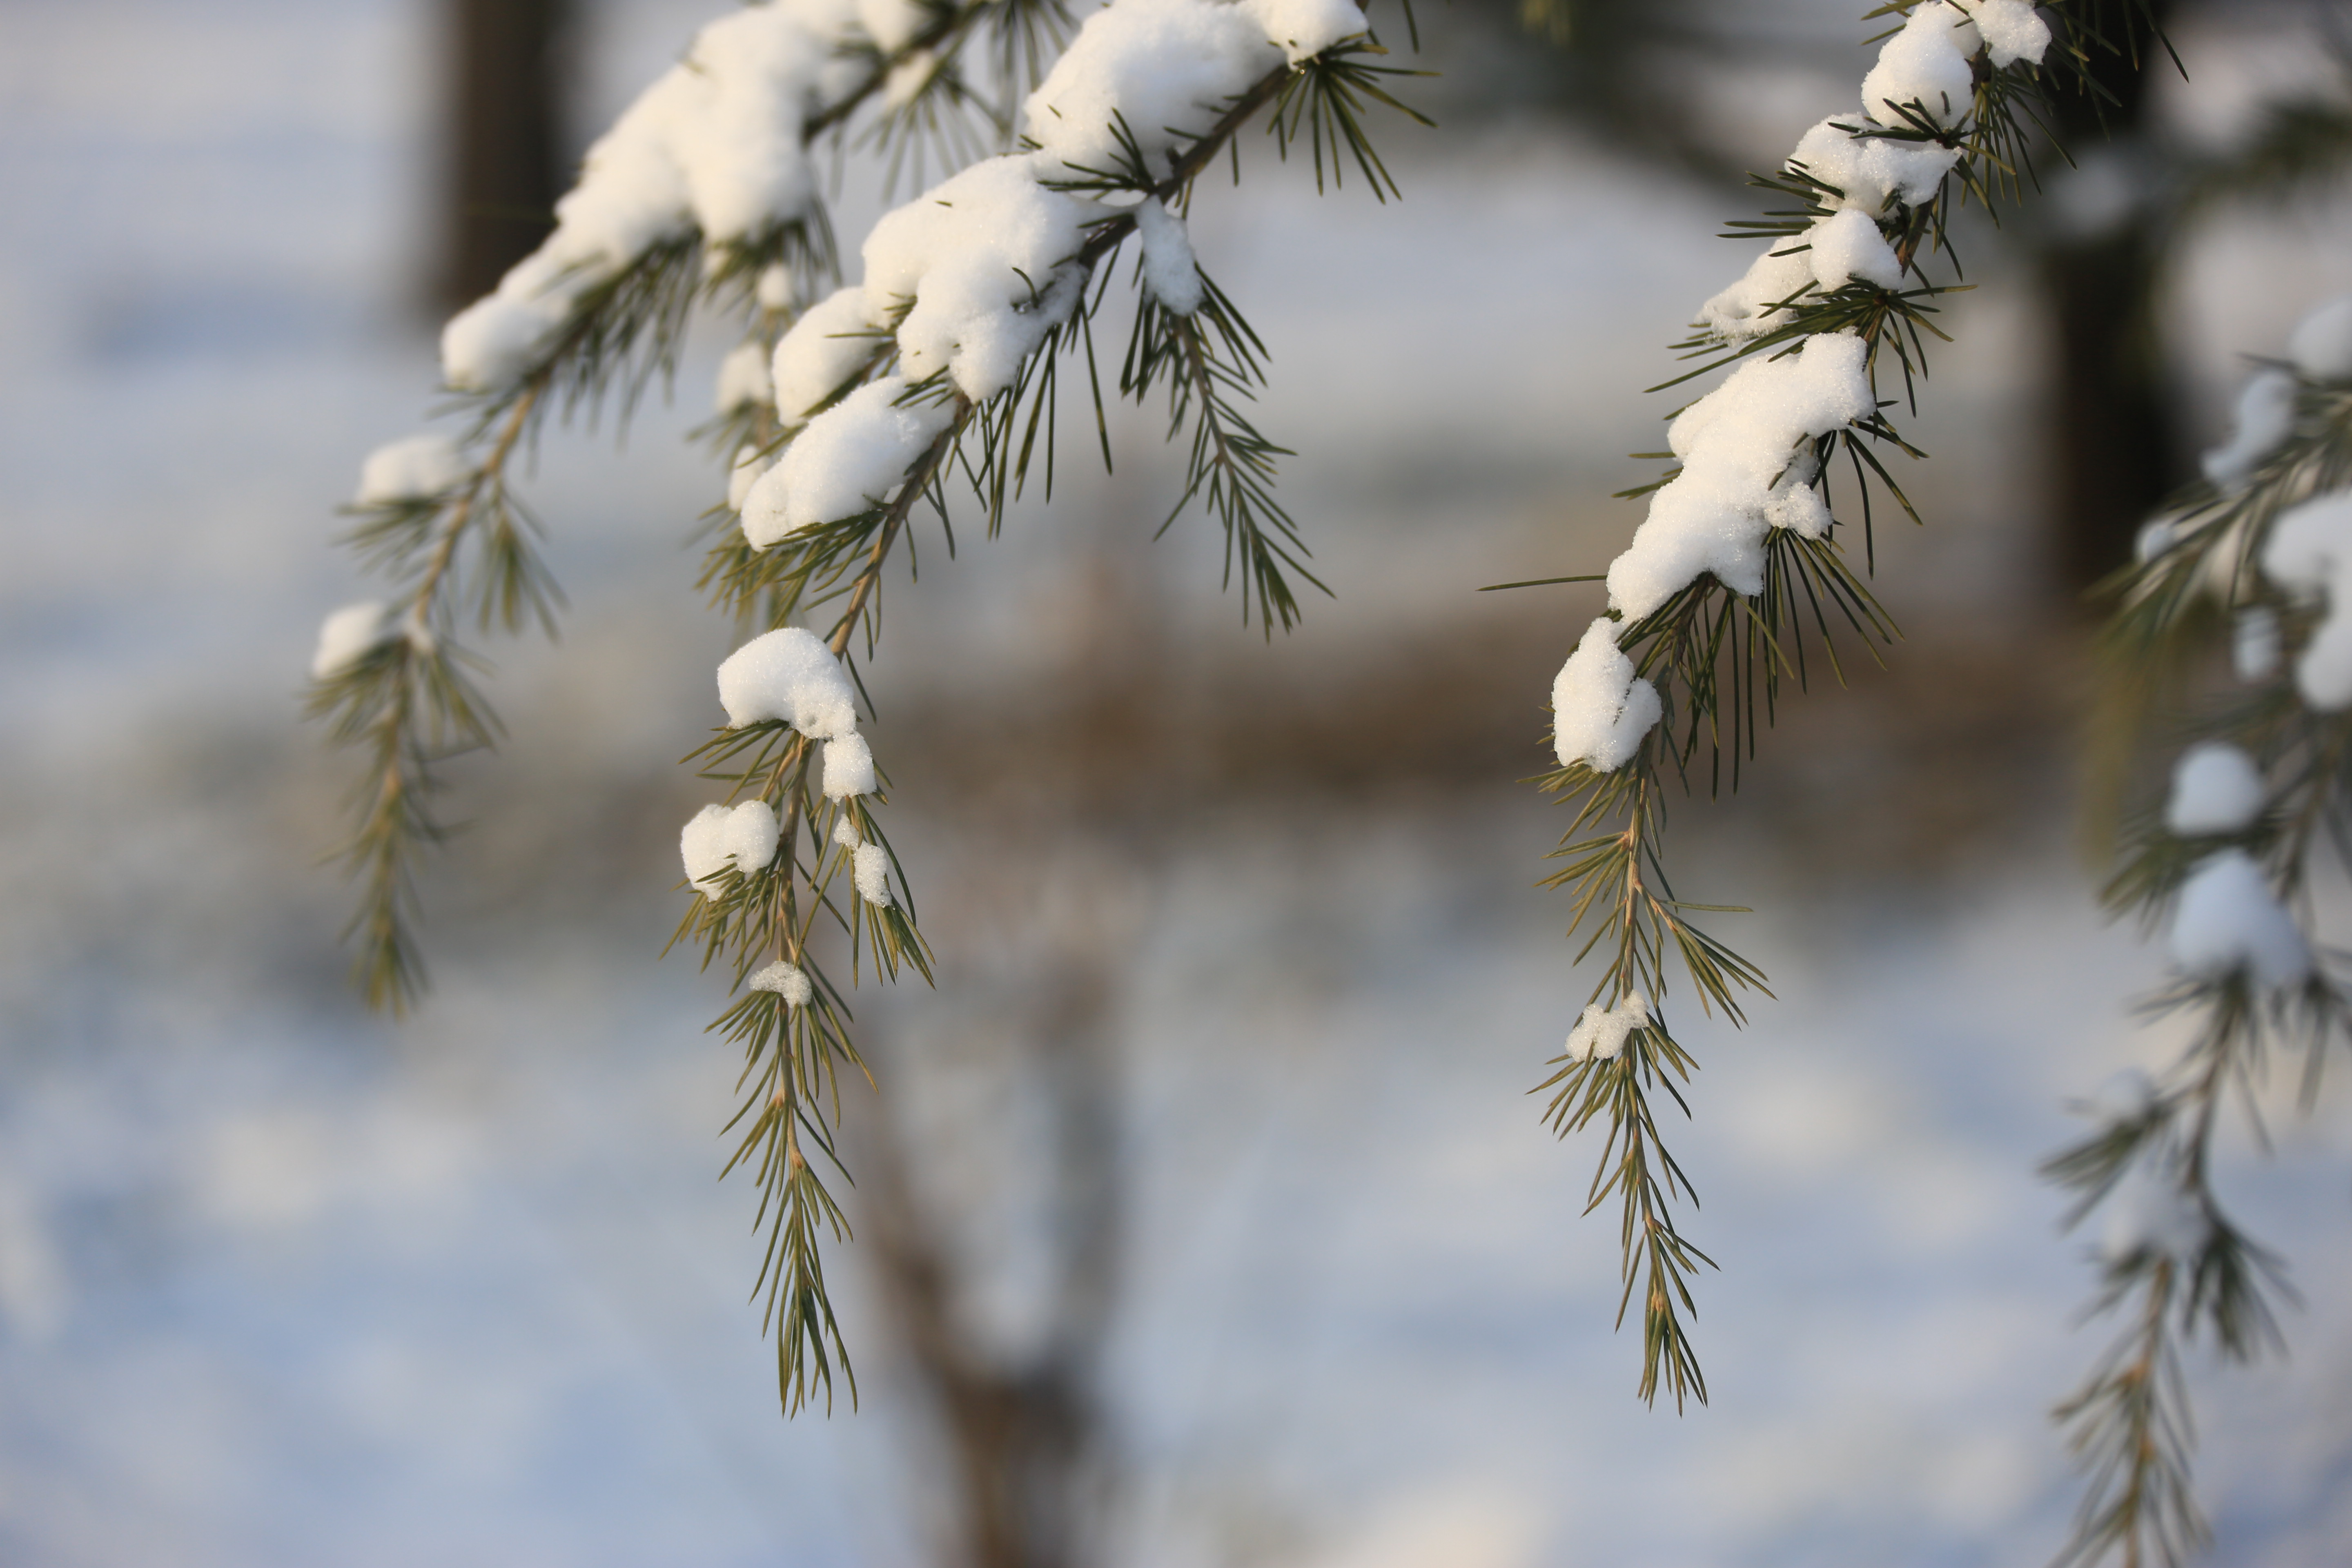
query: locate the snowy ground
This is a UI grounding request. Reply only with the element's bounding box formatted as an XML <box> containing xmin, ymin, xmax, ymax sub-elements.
<box><xmin>3</xmin><ymin>2</ymin><xmax>2351</xmax><ymax>1565</ymax></box>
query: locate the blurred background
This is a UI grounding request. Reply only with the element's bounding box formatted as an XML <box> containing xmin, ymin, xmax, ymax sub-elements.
<box><xmin>3</xmin><ymin>0</ymin><xmax>2351</xmax><ymax>1563</ymax></box>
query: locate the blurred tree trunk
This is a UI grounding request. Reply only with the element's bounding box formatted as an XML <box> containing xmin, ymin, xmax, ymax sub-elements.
<box><xmin>436</xmin><ymin>0</ymin><xmax>571</xmax><ymax>313</ymax></box>
<box><xmin>2038</xmin><ymin>3</ymin><xmax>2185</xmax><ymax>598</ymax></box>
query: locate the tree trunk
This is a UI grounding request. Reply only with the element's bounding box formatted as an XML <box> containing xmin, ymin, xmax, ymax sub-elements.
<box><xmin>436</xmin><ymin>0</ymin><xmax>571</xmax><ymax>313</ymax></box>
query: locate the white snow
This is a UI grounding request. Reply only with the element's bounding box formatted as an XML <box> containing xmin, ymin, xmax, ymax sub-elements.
<box><xmin>756</xmin><ymin>262</ymin><xmax>797</xmax><ymax>312</ymax></box>
<box><xmin>2164</xmin><ymin>742</ymin><xmax>2265</xmax><ymax>836</ymax></box>
<box><xmin>740</xmin><ymin>374</ymin><xmax>959</xmax><ymax>546</ymax></box>
<box><xmin>832</xmin><ymin>812</ymin><xmax>862</xmax><ymax>848</ymax></box>
<box><xmin>861</xmin><ymin>156</ymin><xmax>1091</xmax><ymax>400</ymax></box>
<box><xmin>1700</xmin><ymin>210</ymin><xmax>1903</xmax><ymax>343</ymax></box>
<box><xmin>715</xmin><ymin>626</ymin><xmax>861</xmax><ymax>737</ymax></box>
<box><xmin>1561</xmin><ymin>994</ymin><xmax>1651</xmax><ymax>1064</ymax></box>
<box><xmin>728</xmin><ymin>443</ymin><xmax>776</xmax><ymax>512</ymax></box>
<box><xmin>2260</xmin><ymin>490</ymin><xmax>2352</xmax><ymax>708</ymax></box>
<box><xmin>2099</xmin><ymin>1162</ymin><xmax>2206</xmax><ymax>1265</ymax></box>
<box><xmin>1134</xmin><ymin>196</ymin><xmax>1206</xmax><ymax>316</ymax></box>
<box><xmin>884</xmin><ymin>50</ymin><xmax>942</xmax><ymax>110</ymax></box>
<box><xmin>310</xmin><ymin>601</ymin><xmax>394</xmax><ymax>680</ymax></box>
<box><xmin>2201</xmin><ymin>368</ymin><xmax>2297</xmax><ymax>488</ymax></box>
<box><xmin>679</xmin><ymin>800</ymin><xmax>782</xmax><ymax>897</ymax></box>
<box><xmin>2086</xmin><ymin>1067</ymin><xmax>2158</xmax><ymax>1125</ymax></box>
<box><xmin>2233</xmin><ymin>605</ymin><xmax>2281</xmax><ymax>682</ymax></box>
<box><xmin>354</xmin><ymin>434</ymin><xmax>468</xmax><ymax>506</ymax></box>
<box><xmin>1551</xmin><ymin>617</ymin><xmax>1663</xmax><ymax>772</ymax></box>
<box><xmin>1786</xmin><ymin>116</ymin><xmax>1962</xmax><ymax>214</ymax></box>
<box><xmin>2289</xmin><ymin>295</ymin><xmax>2352</xmax><ymax>381</ymax></box>
<box><xmin>1240</xmin><ymin>0</ymin><xmax>1366</xmax><ymax>65</ymax></box>
<box><xmin>441</xmin><ymin>0</ymin><xmax>868</xmax><ymax>392</ymax></box>
<box><xmin>715</xmin><ymin>341</ymin><xmax>774</xmax><ymax>412</ymax></box>
<box><xmin>1859</xmin><ymin>2</ymin><xmax>1980</xmax><ymax>130</ymax></box>
<box><xmin>852</xmin><ymin>841</ymin><xmax>894</xmax><ymax>905</ymax></box>
<box><xmin>821</xmin><ymin>733</ymin><xmax>877</xmax><ymax>799</ymax></box>
<box><xmin>1023</xmin><ymin>0</ymin><xmax>1285</xmax><ymax>180</ymax></box>
<box><xmin>748</xmin><ymin>960</ymin><xmax>816</xmax><ymax>1006</ymax></box>
<box><xmin>856</xmin><ymin>0</ymin><xmax>930</xmax><ymax>53</ymax></box>
<box><xmin>1605</xmin><ymin>333</ymin><xmax>1875</xmax><ymax>619</ymax></box>
<box><xmin>2169</xmin><ymin>849</ymin><xmax>2311</xmax><ymax>989</ymax></box>
<box><xmin>2133</xmin><ymin>518</ymin><xmax>2174</xmax><ymax>564</ymax></box>
<box><xmin>769</xmin><ymin>285</ymin><xmax>887</xmax><ymax>424</ymax></box>
<box><xmin>1960</xmin><ymin>0</ymin><xmax>2051</xmax><ymax>69</ymax></box>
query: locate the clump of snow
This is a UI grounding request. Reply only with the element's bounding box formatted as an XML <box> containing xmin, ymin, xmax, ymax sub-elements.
<box><xmin>2165</xmin><ymin>742</ymin><xmax>2265</xmax><ymax>836</ymax></box>
<box><xmin>1024</xmin><ymin>0</ymin><xmax>1281</xmax><ymax>179</ymax></box>
<box><xmin>770</xmin><ymin>285</ymin><xmax>887</xmax><ymax>424</ymax></box>
<box><xmin>2099</xmin><ymin>1162</ymin><xmax>2206</xmax><ymax>1265</ymax></box>
<box><xmin>833</xmin><ymin>811</ymin><xmax>862</xmax><ymax>849</ymax></box>
<box><xmin>853</xmin><ymin>842</ymin><xmax>895</xmax><ymax>905</ymax></box>
<box><xmin>1700</xmin><ymin>210</ymin><xmax>1903</xmax><ymax>343</ymax></box>
<box><xmin>729</xmin><ymin>443</ymin><xmax>776</xmax><ymax>511</ymax></box>
<box><xmin>1787</xmin><ymin>116</ymin><xmax>1962</xmax><ymax>214</ymax></box>
<box><xmin>1552</xmin><ymin>617</ymin><xmax>1663</xmax><ymax>773</ymax></box>
<box><xmin>1606</xmin><ymin>334</ymin><xmax>1874</xmax><ymax>619</ymax></box>
<box><xmin>680</xmin><ymin>800</ymin><xmax>782</xmax><ymax>896</ymax></box>
<box><xmin>715</xmin><ymin>341</ymin><xmax>774</xmax><ymax>412</ymax></box>
<box><xmin>311</xmin><ymin>602</ymin><xmax>395</xmax><ymax>680</ymax></box>
<box><xmin>2234</xmin><ymin>605</ymin><xmax>2280</xmax><ymax>682</ymax></box>
<box><xmin>2202</xmin><ymin>368</ymin><xmax>2297</xmax><ymax>488</ymax></box>
<box><xmin>355</xmin><ymin>434</ymin><xmax>468</xmax><ymax>506</ymax></box>
<box><xmin>441</xmin><ymin>2</ymin><xmax>864</xmax><ymax>392</ymax></box>
<box><xmin>749</xmin><ymin>960</ymin><xmax>816</xmax><ymax>1006</ymax></box>
<box><xmin>1962</xmin><ymin>0</ymin><xmax>2051</xmax><ymax>69</ymax></box>
<box><xmin>861</xmin><ymin>157</ymin><xmax>1090</xmax><ymax>400</ymax></box>
<box><xmin>1240</xmin><ymin>0</ymin><xmax>1365</xmax><ymax>63</ymax></box>
<box><xmin>885</xmin><ymin>50</ymin><xmax>942</xmax><ymax>109</ymax></box>
<box><xmin>740</xmin><ymin>375</ymin><xmax>958</xmax><ymax>546</ymax></box>
<box><xmin>2086</xmin><ymin>1067</ymin><xmax>2158</xmax><ymax>1125</ymax></box>
<box><xmin>2260</xmin><ymin>491</ymin><xmax>2352</xmax><ymax>708</ymax></box>
<box><xmin>822</xmin><ymin>733</ymin><xmax>877</xmax><ymax>798</ymax></box>
<box><xmin>2169</xmin><ymin>849</ymin><xmax>2311</xmax><ymax>989</ymax></box>
<box><xmin>1134</xmin><ymin>197</ymin><xmax>1205</xmax><ymax>316</ymax></box>
<box><xmin>757</xmin><ymin>262</ymin><xmax>797</xmax><ymax>313</ymax></box>
<box><xmin>857</xmin><ymin>0</ymin><xmax>930</xmax><ymax>53</ymax></box>
<box><xmin>2288</xmin><ymin>295</ymin><xmax>2352</xmax><ymax>381</ymax></box>
<box><xmin>1562</xmin><ymin>994</ymin><xmax>1650</xmax><ymax>1064</ymax></box>
<box><xmin>716</xmin><ymin>626</ymin><xmax>861</xmax><ymax>737</ymax></box>
<box><xmin>1860</xmin><ymin>2</ymin><xmax>1979</xmax><ymax>129</ymax></box>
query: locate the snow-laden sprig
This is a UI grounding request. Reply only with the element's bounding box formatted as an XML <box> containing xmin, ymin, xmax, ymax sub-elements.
<box><xmin>1519</xmin><ymin>0</ymin><xmax>2161</xmax><ymax>1414</ymax></box>
<box><xmin>310</xmin><ymin>0</ymin><xmax>1079</xmax><ymax>1011</ymax></box>
<box><xmin>2049</xmin><ymin>291</ymin><xmax>2352</xmax><ymax>1568</ymax></box>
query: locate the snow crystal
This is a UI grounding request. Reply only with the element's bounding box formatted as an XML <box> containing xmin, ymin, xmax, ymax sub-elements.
<box><xmin>1552</xmin><ymin>617</ymin><xmax>1663</xmax><ymax>772</ymax></box>
<box><xmin>729</xmin><ymin>443</ymin><xmax>776</xmax><ymax>512</ymax></box>
<box><xmin>861</xmin><ymin>157</ymin><xmax>1090</xmax><ymax>400</ymax></box>
<box><xmin>856</xmin><ymin>0</ymin><xmax>930</xmax><ymax>53</ymax></box>
<box><xmin>2261</xmin><ymin>491</ymin><xmax>2352</xmax><ymax>708</ymax></box>
<box><xmin>1134</xmin><ymin>197</ymin><xmax>1205</xmax><ymax>316</ymax></box>
<box><xmin>749</xmin><ymin>960</ymin><xmax>816</xmax><ymax>1007</ymax></box>
<box><xmin>1024</xmin><ymin>0</ymin><xmax>1283</xmax><ymax>179</ymax></box>
<box><xmin>770</xmin><ymin>285</ymin><xmax>886</xmax><ymax>424</ymax></box>
<box><xmin>2086</xmin><ymin>1067</ymin><xmax>2158</xmax><ymax>1125</ymax></box>
<box><xmin>757</xmin><ymin>262</ymin><xmax>797</xmax><ymax>313</ymax></box>
<box><xmin>680</xmin><ymin>800</ymin><xmax>782</xmax><ymax>897</ymax></box>
<box><xmin>832</xmin><ymin>811</ymin><xmax>862</xmax><ymax>849</ymax></box>
<box><xmin>822</xmin><ymin>733</ymin><xmax>877</xmax><ymax>798</ymax></box>
<box><xmin>1562</xmin><ymin>994</ymin><xmax>1650</xmax><ymax>1064</ymax></box>
<box><xmin>2201</xmin><ymin>368</ymin><xmax>2297</xmax><ymax>488</ymax></box>
<box><xmin>310</xmin><ymin>601</ymin><xmax>394</xmax><ymax>680</ymax></box>
<box><xmin>2099</xmin><ymin>1163</ymin><xmax>2206</xmax><ymax>1265</ymax></box>
<box><xmin>1860</xmin><ymin>2</ymin><xmax>1980</xmax><ymax>129</ymax></box>
<box><xmin>2169</xmin><ymin>849</ymin><xmax>2310</xmax><ymax>989</ymax></box>
<box><xmin>1606</xmin><ymin>333</ymin><xmax>1875</xmax><ymax>619</ymax></box>
<box><xmin>2164</xmin><ymin>742</ymin><xmax>2265</xmax><ymax>837</ymax></box>
<box><xmin>2288</xmin><ymin>294</ymin><xmax>2352</xmax><ymax>382</ymax></box>
<box><xmin>441</xmin><ymin>2</ymin><xmax>859</xmax><ymax>392</ymax></box>
<box><xmin>741</xmin><ymin>374</ymin><xmax>958</xmax><ymax>546</ymax></box>
<box><xmin>1962</xmin><ymin>0</ymin><xmax>2051</xmax><ymax>68</ymax></box>
<box><xmin>1701</xmin><ymin>210</ymin><xmax>1902</xmax><ymax>342</ymax></box>
<box><xmin>1787</xmin><ymin>116</ymin><xmax>1961</xmax><ymax>214</ymax></box>
<box><xmin>853</xmin><ymin>841</ymin><xmax>895</xmax><ymax>905</ymax></box>
<box><xmin>716</xmin><ymin>342</ymin><xmax>774</xmax><ymax>412</ymax></box>
<box><xmin>355</xmin><ymin>434</ymin><xmax>468</xmax><ymax>506</ymax></box>
<box><xmin>2234</xmin><ymin>605</ymin><xmax>2280</xmax><ymax>682</ymax></box>
<box><xmin>716</xmin><ymin>626</ymin><xmax>861</xmax><ymax>737</ymax></box>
